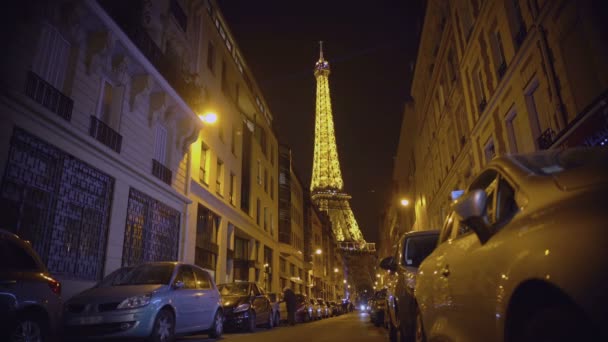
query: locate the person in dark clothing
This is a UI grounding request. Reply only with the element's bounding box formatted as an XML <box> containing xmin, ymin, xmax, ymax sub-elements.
<box><xmin>283</xmin><ymin>286</ymin><xmax>297</xmax><ymax>326</ymax></box>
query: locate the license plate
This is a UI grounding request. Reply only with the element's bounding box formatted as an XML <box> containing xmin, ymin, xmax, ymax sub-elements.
<box><xmin>78</xmin><ymin>316</ymin><xmax>103</xmax><ymax>325</ymax></box>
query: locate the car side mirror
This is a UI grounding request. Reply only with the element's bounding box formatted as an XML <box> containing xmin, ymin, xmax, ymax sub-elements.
<box><xmin>453</xmin><ymin>189</ymin><xmax>492</xmax><ymax>244</ymax></box>
<box><xmin>379</xmin><ymin>256</ymin><xmax>396</xmax><ymax>272</ymax></box>
<box><xmin>173</xmin><ymin>280</ymin><xmax>184</xmax><ymax>289</ymax></box>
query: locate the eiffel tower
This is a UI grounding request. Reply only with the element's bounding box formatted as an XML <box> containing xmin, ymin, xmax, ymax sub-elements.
<box><xmin>310</xmin><ymin>42</ymin><xmax>374</xmax><ymax>253</ymax></box>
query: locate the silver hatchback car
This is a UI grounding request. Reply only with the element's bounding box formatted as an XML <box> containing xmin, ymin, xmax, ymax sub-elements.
<box><xmin>64</xmin><ymin>262</ymin><xmax>223</xmax><ymax>341</ymax></box>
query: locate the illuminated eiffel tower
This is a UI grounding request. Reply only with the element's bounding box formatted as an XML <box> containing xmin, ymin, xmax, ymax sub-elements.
<box><xmin>310</xmin><ymin>42</ymin><xmax>374</xmax><ymax>252</ymax></box>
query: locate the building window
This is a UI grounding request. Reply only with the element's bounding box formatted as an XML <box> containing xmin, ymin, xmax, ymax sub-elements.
<box><xmin>221</xmin><ymin>59</ymin><xmax>228</xmax><ymax>94</ymax></box>
<box><xmin>491</xmin><ymin>31</ymin><xmax>507</xmax><ymax>79</ymax></box>
<box><xmin>200</xmin><ymin>143</ymin><xmax>210</xmax><ymax>185</ymax></box>
<box><xmin>263</xmin><ymin>207</ymin><xmax>268</xmax><ymax>231</ymax></box>
<box><xmin>207</xmin><ymin>41</ymin><xmax>215</xmax><ymax>73</ymax></box>
<box><xmin>264</xmin><ymin>247</ymin><xmax>273</xmax><ymax>292</ymax></box>
<box><xmin>194</xmin><ymin>204</ymin><xmax>220</xmax><ymax>277</ymax></box>
<box><xmin>264</xmin><ymin>169</ymin><xmax>268</xmax><ymax>193</ymax></box>
<box><xmin>484</xmin><ymin>138</ymin><xmax>496</xmax><ymax>164</ymax></box>
<box><xmin>505</xmin><ymin>110</ymin><xmax>519</xmax><ymax>153</ymax></box>
<box><xmin>123</xmin><ymin>188</ymin><xmax>181</xmax><ymax>267</ymax></box>
<box><xmin>447</xmin><ymin>50</ymin><xmax>457</xmax><ymax>82</ymax></box>
<box><xmin>507</xmin><ymin>0</ymin><xmax>526</xmax><ymax>49</ymax></box>
<box><xmin>290</xmin><ymin>263</ymin><xmax>295</xmax><ymax>277</ymax></box>
<box><xmin>473</xmin><ymin>66</ymin><xmax>486</xmax><ymax>115</ymax></box>
<box><xmin>270</xmin><ymin>212</ymin><xmax>274</xmax><ymax>236</ymax></box>
<box><xmin>235</xmin><ymin>236</ymin><xmax>249</xmax><ymax>260</ymax></box>
<box><xmin>216</xmin><ymin>159</ymin><xmax>224</xmax><ymax>195</ymax></box>
<box><xmin>270</xmin><ymin>144</ymin><xmax>274</xmax><ymax>165</ymax></box>
<box><xmin>33</xmin><ymin>23</ymin><xmax>70</xmax><ymax>90</ymax></box>
<box><xmin>270</xmin><ymin>176</ymin><xmax>274</xmax><ymax>200</ymax></box>
<box><xmin>229</xmin><ymin>173</ymin><xmax>236</xmax><ymax>205</ymax></box>
<box><xmin>255</xmin><ymin>240</ymin><xmax>260</xmax><ymax>261</ymax></box>
<box><xmin>257</xmin><ymin>160</ymin><xmax>262</xmax><ymax>185</ymax></box>
<box><xmin>96</xmin><ymin>79</ymin><xmax>124</xmax><ymax>130</ymax></box>
<box><xmin>256</xmin><ymin>198</ymin><xmax>261</xmax><ymax>225</ymax></box>
<box><xmin>154</xmin><ymin>124</ymin><xmax>168</xmax><ymax>164</ymax></box>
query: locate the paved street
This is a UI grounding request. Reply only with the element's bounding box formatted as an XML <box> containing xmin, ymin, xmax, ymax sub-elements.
<box><xmin>180</xmin><ymin>312</ymin><xmax>387</xmax><ymax>342</ymax></box>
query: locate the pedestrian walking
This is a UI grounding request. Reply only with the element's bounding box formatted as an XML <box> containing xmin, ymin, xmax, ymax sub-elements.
<box><xmin>283</xmin><ymin>286</ymin><xmax>297</xmax><ymax>326</ymax></box>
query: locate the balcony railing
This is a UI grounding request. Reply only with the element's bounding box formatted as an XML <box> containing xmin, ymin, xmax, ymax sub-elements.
<box><xmin>537</xmin><ymin>128</ymin><xmax>556</xmax><ymax>150</ymax></box>
<box><xmin>89</xmin><ymin>116</ymin><xmax>122</xmax><ymax>153</ymax></box>
<box><xmin>152</xmin><ymin>159</ymin><xmax>172</xmax><ymax>185</ymax></box>
<box><xmin>98</xmin><ymin>0</ymin><xmax>202</xmax><ymax>110</ymax></box>
<box><xmin>24</xmin><ymin>71</ymin><xmax>73</xmax><ymax>121</ymax></box>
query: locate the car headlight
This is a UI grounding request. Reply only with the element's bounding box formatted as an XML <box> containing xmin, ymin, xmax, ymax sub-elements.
<box><xmin>117</xmin><ymin>294</ymin><xmax>152</xmax><ymax>309</ymax></box>
<box><xmin>233</xmin><ymin>303</ymin><xmax>250</xmax><ymax>313</ymax></box>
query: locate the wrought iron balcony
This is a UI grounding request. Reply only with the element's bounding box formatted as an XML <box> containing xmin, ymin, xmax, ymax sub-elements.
<box><xmin>152</xmin><ymin>159</ymin><xmax>172</xmax><ymax>185</ymax></box>
<box><xmin>89</xmin><ymin>116</ymin><xmax>122</xmax><ymax>153</ymax></box>
<box><xmin>24</xmin><ymin>71</ymin><xmax>73</xmax><ymax>121</ymax></box>
<box><xmin>537</xmin><ymin>128</ymin><xmax>556</xmax><ymax>150</ymax></box>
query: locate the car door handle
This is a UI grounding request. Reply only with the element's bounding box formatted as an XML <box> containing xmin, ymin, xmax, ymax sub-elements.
<box><xmin>441</xmin><ymin>265</ymin><xmax>450</xmax><ymax>277</ymax></box>
<box><xmin>195</xmin><ymin>293</ymin><xmax>204</xmax><ymax>298</ymax></box>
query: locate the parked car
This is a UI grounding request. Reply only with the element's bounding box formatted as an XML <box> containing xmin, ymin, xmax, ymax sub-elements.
<box><xmin>328</xmin><ymin>300</ymin><xmax>341</xmax><ymax>316</ymax></box>
<box><xmin>309</xmin><ymin>298</ymin><xmax>323</xmax><ymax>320</ymax></box>
<box><xmin>64</xmin><ymin>262</ymin><xmax>223</xmax><ymax>341</ymax></box>
<box><xmin>415</xmin><ymin>147</ymin><xmax>608</xmax><ymax>342</ymax></box>
<box><xmin>294</xmin><ymin>294</ymin><xmax>314</xmax><ymax>322</ymax></box>
<box><xmin>267</xmin><ymin>293</ymin><xmax>284</xmax><ymax>326</ymax></box>
<box><xmin>369</xmin><ymin>289</ymin><xmax>388</xmax><ymax>327</ymax></box>
<box><xmin>317</xmin><ymin>298</ymin><xmax>330</xmax><ymax>318</ymax></box>
<box><xmin>0</xmin><ymin>229</ymin><xmax>63</xmax><ymax>342</ymax></box>
<box><xmin>218</xmin><ymin>282</ymin><xmax>274</xmax><ymax>331</ymax></box>
<box><xmin>379</xmin><ymin>229</ymin><xmax>439</xmax><ymax>341</ymax></box>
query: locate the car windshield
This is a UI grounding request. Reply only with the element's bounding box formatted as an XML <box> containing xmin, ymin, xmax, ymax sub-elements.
<box><xmin>218</xmin><ymin>283</ymin><xmax>250</xmax><ymax>296</ymax></box>
<box><xmin>115</xmin><ymin>264</ymin><xmax>174</xmax><ymax>286</ymax></box>
<box><xmin>512</xmin><ymin>147</ymin><xmax>608</xmax><ymax>175</ymax></box>
<box><xmin>97</xmin><ymin>267</ymin><xmax>133</xmax><ymax>287</ymax></box>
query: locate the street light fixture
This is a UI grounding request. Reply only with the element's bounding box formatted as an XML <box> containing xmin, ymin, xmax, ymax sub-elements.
<box><xmin>343</xmin><ymin>280</ymin><xmax>347</xmax><ymax>284</ymax></box>
<box><xmin>315</xmin><ymin>248</ymin><xmax>322</xmax><ymax>255</ymax></box>
<box><xmin>334</xmin><ymin>268</ymin><xmax>339</xmax><ymax>273</ymax></box>
<box><xmin>400</xmin><ymin>198</ymin><xmax>410</xmax><ymax>207</ymax></box>
<box><xmin>198</xmin><ymin>112</ymin><xmax>218</xmax><ymax>124</ymax></box>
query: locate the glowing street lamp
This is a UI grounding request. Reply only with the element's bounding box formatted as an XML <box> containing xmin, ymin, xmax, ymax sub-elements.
<box><xmin>334</xmin><ymin>268</ymin><xmax>339</xmax><ymax>273</ymax></box>
<box><xmin>315</xmin><ymin>248</ymin><xmax>322</xmax><ymax>255</ymax></box>
<box><xmin>198</xmin><ymin>112</ymin><xmax>218</xmax><ymax>124</ymax></box>
<box><xmin>400</xmin><ymin>198</ymin><xmax>410</xmax><ymax>207</ymax></box>
<box><xmin>343</xmin><ymin>280</ymin><xmax>347</xmax><ymax>284</ymax></box>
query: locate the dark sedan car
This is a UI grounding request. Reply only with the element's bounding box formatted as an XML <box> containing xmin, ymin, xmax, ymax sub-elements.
<box><xmin>0</xmin><ymin>229</ymin><xmax>63</xmax><ymax>342</ymax></box>
<box><xmin>218</xmin><ymin>282</ymin><xmax>274</xmax><ymax>331</ymax></box>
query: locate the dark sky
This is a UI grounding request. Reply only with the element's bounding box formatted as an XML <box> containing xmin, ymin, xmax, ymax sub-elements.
<box><xmin>217</xmin><ymin>1</ymin><xmax>424</xmax><ymax>243</ymax></box>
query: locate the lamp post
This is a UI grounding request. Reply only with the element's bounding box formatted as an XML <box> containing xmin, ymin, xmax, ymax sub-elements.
<box><xmin>198</xmin><ymin>112</ymin><xmax>218</xmax><ymax>124</ymax></box>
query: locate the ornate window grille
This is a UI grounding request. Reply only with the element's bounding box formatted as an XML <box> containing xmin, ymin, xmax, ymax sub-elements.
<box><xmin>122</xmin><ymin>188</ymin><xmax>180</xmax><ymax>267</ymax></box>
<box><xmin>0</xmin><ymin>128</ymin><xmax>113</xmax><ymax>281</ymax></box>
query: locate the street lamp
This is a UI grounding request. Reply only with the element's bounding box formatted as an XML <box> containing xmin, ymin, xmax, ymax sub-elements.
<box><xmin>334</xmin><ymin>267</ymin><xmax>339</xmax><ymax>273</ymax></box>
<box><xmin>343</xmin><ymin>279</ymin><xmax>347</xmax><ymax>284</ymax></box>
<box><xmin>315</xmin><ymin>248</ymin><xmax>322</xmax><ymax>255</ymax></box>
<box><xmin>198</xmin><ymin>112</ymin><xmax>218</xmax><ymax>124</ymax></box>
<box><xmin>400</xmin><ymin>198</ymin><xmax>410</xmax><ymax>207</ymax></box>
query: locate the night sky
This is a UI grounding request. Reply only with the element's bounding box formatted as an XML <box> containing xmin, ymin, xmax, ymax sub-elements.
<box><xmin>217</xmin><ymin>1</ymin><xmax>425</xmax><ymax>243</ymax></box>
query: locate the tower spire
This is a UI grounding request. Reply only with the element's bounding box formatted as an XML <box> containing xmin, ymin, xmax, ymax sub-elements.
<box><xmin>319</xmin><ymin>40</ymin><xmax>324</xmax><ymax>60</ymax></box>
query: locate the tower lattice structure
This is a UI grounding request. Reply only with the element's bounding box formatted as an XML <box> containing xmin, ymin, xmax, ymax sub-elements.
<box><xmin>310</xmin><ymin>42</ymin><xmax>368</xmax><ymax>247</ymax></box>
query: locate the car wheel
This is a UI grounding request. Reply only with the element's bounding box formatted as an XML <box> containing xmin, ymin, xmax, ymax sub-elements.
<box><xmin>208</xmin><ymin>310</ymin><xmax>223</xmax><ymax>339</ymax></box>
<box><xmin>149</xmin><ymin>309</ymin><xmax>175</xmax><ymax>342</ymax></box>
<box><xmin>518</xmin><ymin>305</ymin><xmax>594</xmax><ymax>342</ymax></box>
<box><xmin>414</xmin><ymin>308</ymin><xmax>426</xmax><ymax>342</ymax></box>
<box><xmin>246</xmin><ymin>310</ymin><xmax>256</xmax><ymax>332</ymax></box>
<box><xmin>10</xmin><ymin>313</ymin><xmax>46</xmax><ymax>342</ymax></box>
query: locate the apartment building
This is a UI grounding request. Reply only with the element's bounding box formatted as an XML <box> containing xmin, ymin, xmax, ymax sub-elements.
<box><xmin>0</xmin><ymin>0</ymin><xmax>280</xmax><ymax>298</ymax></box>
<box><xmin>379</xmin><ymin>0</ymin><xmax>607</xmax><ymax>249</ymax></box>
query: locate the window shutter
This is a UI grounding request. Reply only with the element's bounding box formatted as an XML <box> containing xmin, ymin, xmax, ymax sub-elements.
<box><xmin>33</xmin><ymin>23</ymin><xmax>70</xmax><ymax>89</ymax></box>
<box><xmin>155</xmin><ymin>125</ymin><xmax>168</xmax><ymax>163</ymax></box>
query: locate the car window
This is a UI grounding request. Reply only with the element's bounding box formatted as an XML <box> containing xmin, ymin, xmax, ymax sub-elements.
<box><xmin>0</xmin><ymin>237</ymin><xmax>42</xmax><ymax>271</ymax></box>
<box><xmin>495</xmin><ymin>176</ymin><xmax>518</xmax><ymax>224</ymax></box>
<box><xmin>175</xmin><ymin>265</ymin><xmax>197</xmax><ymax>289</ymax></box>
<box><xmin>439</xmin><ymin>213</ymin><xmax>455</xmax><ymax>244</ymax></box>
<box><xmin>404</xmin><ymin>234</ymin><xmax>439</xmax><ymax>267</ymax></box>
<box><xmin>192</xmin><ymin>267</ymin><xmax>212</xmax><ymax>289</ymax></box>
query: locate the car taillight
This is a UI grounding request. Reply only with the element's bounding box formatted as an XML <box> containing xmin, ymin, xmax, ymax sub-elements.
<box><xmin>47</xmin><ymin>277</ymin><xmax>61</xmax><ymax>296</ymax></box>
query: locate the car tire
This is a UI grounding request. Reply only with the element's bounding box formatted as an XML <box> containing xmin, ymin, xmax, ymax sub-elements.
<box><xmin>518</xmin><ymin>305</ymin><xmax>594</xmax><ymax>342</ymax></box>
<box><xmin>10</xmin><ymin>312</ymin><xmax>47</xmax><ymax>342</ymax></box>
<box><xmin>246</xmin><ymin>310</ymin><xmax>256</xmax><ymax>332</ymax></box>
<box><xmin>149</xmin><ymin>309</ymin><xmax>175</xmax><ymax>342</ymax></box>
<box><xmin>208</xmin><ymin>310</ymin><xmax>223</xmax><ymax>339</ymax></box>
